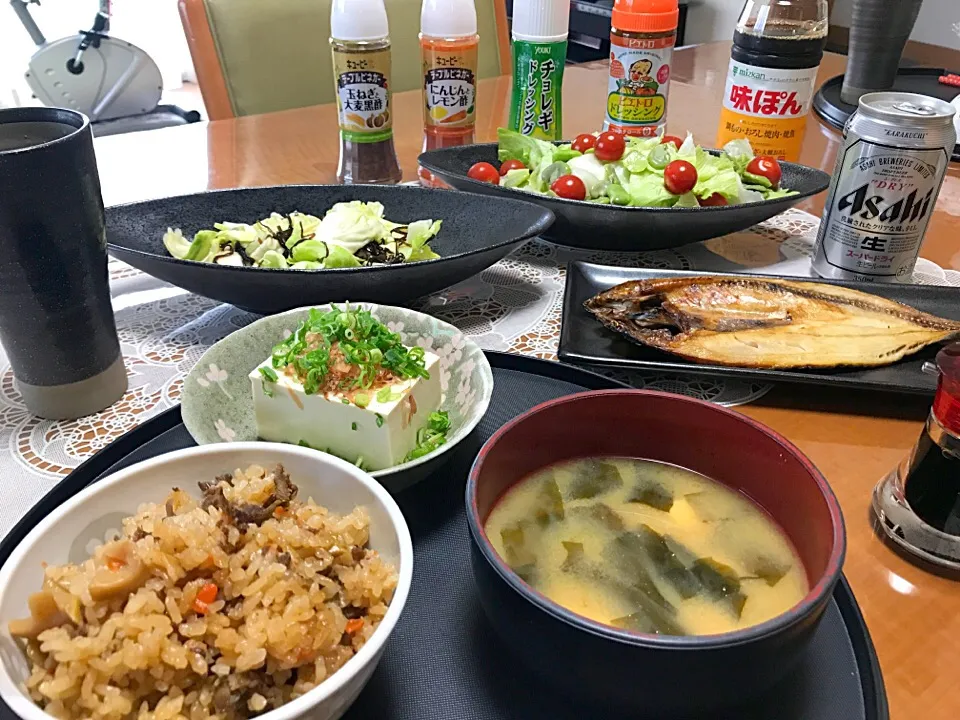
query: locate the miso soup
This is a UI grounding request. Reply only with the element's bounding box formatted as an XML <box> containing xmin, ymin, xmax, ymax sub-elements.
<box><xmin>485</xmin><ymin>458</ymin><xmax>808</xmax><ymax>636</ymax></box>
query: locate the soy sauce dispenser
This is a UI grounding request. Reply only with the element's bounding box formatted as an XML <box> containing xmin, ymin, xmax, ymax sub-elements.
<box><xmin>873</xmin><ymin>343</ymin><xmax>960</xmax><ymax>569</ymax></box>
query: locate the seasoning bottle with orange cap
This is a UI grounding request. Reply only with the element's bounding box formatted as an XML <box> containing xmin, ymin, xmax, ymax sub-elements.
<box><xmin>604</xmin><ymin>0</ymin><xmax>679</xmax><ymax>137</ymax></box>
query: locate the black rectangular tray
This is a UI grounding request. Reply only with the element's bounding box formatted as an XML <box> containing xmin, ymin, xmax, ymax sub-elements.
<box><xmin>0</xmin><ymin>352</ymin><xmax>887</xmax><ymax>720</ymax></box>
<box><xmin>559</xmin><ymin>261</ymin><xmax>959</xmax><ymax>394</ymax></box>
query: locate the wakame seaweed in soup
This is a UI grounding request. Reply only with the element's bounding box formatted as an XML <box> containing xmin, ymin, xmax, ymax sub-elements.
<box><xmin>485</xmin><ymin>458</ymin><xmax>807</xmax><ymax>636</ymax></box>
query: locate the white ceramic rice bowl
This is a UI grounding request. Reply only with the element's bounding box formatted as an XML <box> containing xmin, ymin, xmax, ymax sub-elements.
<box><xmin>0</xmin><ymin>442</ymin><xmax>414</xmax><ymax>720</ymax></box>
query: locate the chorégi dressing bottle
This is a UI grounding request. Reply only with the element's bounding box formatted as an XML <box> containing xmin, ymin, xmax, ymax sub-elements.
<box><xmin>508</xmin><ymin>0</ymin><xmax>570</xmax><ymax>141</ymax></box>
<box><xmin>604</xmin><ymin>0</ymin><xmax>678</xmax><ymax>137</ymax></box>
<box><xmin>419</xmin><ymin>0</ymin><xmax>479</xmax><ymax>186</ymax></box>
<box><xmin>330</xmin><ymin>0</ymin><xmax>402</xmax><ymax>184</ymax></box>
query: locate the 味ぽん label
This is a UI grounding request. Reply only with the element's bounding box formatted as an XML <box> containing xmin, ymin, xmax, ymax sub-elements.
<box><xmin>332</xmin><ymin>47</ymin><xmax>393</xmax><ymax>142</ymax></box>
<box><xmin>716</xmin><ymin>61</ymin><xmax>818</xmax><ymax>161</ymax></box>
<box><xmin>604</xmin><ymin>34</ymin><xmax>674</xmax><ymax>137</ymax></box>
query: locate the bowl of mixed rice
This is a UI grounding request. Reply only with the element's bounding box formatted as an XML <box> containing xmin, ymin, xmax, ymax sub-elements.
<box><xmin>0</xmin><ymin>442</ymin><xmax>413</xmax><ymax>720</ymax></box>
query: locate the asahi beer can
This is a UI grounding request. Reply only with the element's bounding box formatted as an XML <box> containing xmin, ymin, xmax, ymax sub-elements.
<box><xmin>812</xmin><ymin>92</ymin><xmax>956</xmax><ymax>282</ymax></box>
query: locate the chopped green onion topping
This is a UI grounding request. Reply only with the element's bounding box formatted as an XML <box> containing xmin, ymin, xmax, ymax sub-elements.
<box><xmin>351</xmin><ymin>422</ymin><xmax>357</xmax><ymax>431</ymax></box>
<box><xmin>375</xmin><ymin>413</ymin><xmax>384</xmax><ymax>428</ymax></box>
<box><xmin>403</xmin><ymin>411</ymin><xmax>451</xmax><ymax>462</ymax></box>
<box><xmin>376</xmin><ymin>386</ymin><xmax>404</xmax><ymax>403</ymax></box>
<box><xmin>268</xmin><ymin>306</ymin><xmax>429</xmax><ymax>396</ymax></box>
<box><xmin>258</xmin><ymin>366</ymin><xmax>278</xmax><ymax>397</ymax></box>
<box><xmin>354</xmin><ymin>393</ymin><xmax>370</xmax><ymax>408</ymax></box>
<box><xmin>342</xmin><ymin>397</ymin><xmax>350</xmax><ymax>404</ymax></box>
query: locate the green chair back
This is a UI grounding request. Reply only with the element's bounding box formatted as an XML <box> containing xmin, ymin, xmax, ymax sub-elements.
<box><xmin>202</xmin><ymin>0</ymin><xmax>506</xmax><ymax>117</ymax></box>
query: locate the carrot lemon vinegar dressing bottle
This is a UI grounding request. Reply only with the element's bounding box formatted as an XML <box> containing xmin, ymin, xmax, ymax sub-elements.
<box><xmin>418</xmin><ymin>0</ymin><xmax>479</xmax><ymax>185</ymax></box>
<box><xmin>604</xmin><ymin>0</ymin><xmax>679</xmax><ymax>137</ymax></box>
<box><xmin>508</xmin><ymin>0</ymin><xmax>570</xmax><ymax>140</ymax></box>
<box><xmin>329</xmin><ymin>0</ymin><xmax>402</xmax><ymax>185</ymax></box>
<box><xmin>715</xmin><ymin>0</ymin><xmax>828</xmax><ymax>162</ymax></box>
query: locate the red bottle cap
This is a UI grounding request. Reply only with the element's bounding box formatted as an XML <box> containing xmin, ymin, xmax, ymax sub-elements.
<box><xmin>932</xmin><ymin>343</ymin><xmax>960</xmax><ymax>435</ymax></box>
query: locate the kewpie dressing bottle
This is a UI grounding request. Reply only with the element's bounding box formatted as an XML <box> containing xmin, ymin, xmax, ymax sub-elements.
<box><xmin>604</xmin><ymin>0</ymin><xmax>678</xmax><ymax>137</ymax></box>
<box><xmin>418</xmin><ymin>0</ymin><xmax>479</xmax><ymax>186</ymax></box>
<box><xmin>330</xmin><ymin>0</ymin><xmax>403</xmax><ymax>184</ymax></box>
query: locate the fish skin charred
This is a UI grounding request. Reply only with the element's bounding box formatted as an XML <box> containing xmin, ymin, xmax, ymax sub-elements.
<box><xmin>585</xmin><ymin>276</ymin><xmax>960</xmax><ymax>370</ymax></box>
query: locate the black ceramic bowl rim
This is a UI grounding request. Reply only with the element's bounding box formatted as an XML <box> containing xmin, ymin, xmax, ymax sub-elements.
<box><xmin>0</xmin><ymin>107</ymin><xmax>89</xmax><ymax>156</ymax></box>
<box><xmin>418</xmin><ymin>143</ymin><xmax>831</xmax><ymax>213</ymax></box>
<box><xmin>106</xmin><ymin>184</ymin><xmax>556</xmax><ymax>273</ymax></box>
<box><xmin>465</xmin><ymin>389</ymin><xmax>847</xmax><ymax>650</ymax></box>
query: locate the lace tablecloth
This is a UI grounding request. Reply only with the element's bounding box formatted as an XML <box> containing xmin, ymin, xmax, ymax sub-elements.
<box><xmin>1</xmin><ymin>208</ymin><xmax>958</xmax><ymax>535</ymax></box>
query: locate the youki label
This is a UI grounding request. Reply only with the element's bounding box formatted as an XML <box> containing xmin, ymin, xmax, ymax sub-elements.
<box><xmin>423</xmin><ymin>45</ymin><xmax>478</xmax><ymax>128</ymax></box>
<box><xmin>332</xmin><ymin>47</ymin><xmax>393</xmax><ymax>142</ymax></box>
<box><xmin>605</xmin><ymin>35</ymin><xmax>674</xmax><ymax>137</ymax></box>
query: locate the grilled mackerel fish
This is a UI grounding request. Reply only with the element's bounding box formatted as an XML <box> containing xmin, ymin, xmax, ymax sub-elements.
<box><xmin>584</xmin><ymin>276</ymin><xmax>960</xmax><ymax>369</ymax></box>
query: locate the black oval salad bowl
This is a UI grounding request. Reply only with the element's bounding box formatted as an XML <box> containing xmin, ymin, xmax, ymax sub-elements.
<box><xmin>418</xmin><ymin>142</ymin><xmax>830</xmax><ymax>251</ymax></box>
<box><xmin>466</xmin><ymin>390</ymin><xmax>846</xmax><ymax>716</ymax></box>
<box><xmin>106</xmin><ymin>184</ymin><xmax>554</xmax><ymax>315</ymax></box>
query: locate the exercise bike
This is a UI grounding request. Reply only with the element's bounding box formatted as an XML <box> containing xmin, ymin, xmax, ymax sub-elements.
<box><xmin>11</xmin><ymin>0</ymin><xmax>200</xmax><ymax>136</ymax></box>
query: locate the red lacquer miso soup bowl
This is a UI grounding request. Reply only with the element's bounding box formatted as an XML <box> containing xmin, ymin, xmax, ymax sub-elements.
<box><xmin>465</xmin><ymin>390</ymin><xmax>846</xmax><ymax>715</ymax></box>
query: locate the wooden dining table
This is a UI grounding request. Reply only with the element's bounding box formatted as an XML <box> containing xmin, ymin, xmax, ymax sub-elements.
<box><xmin>91</xmin><ymin>41</ymin><xmax>959</xmax><ymax>720</ymax></box>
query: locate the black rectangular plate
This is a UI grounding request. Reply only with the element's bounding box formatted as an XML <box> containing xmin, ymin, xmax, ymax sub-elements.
<box><xmin>559</xmin><ymin>262</ymin><xmax>959</xmax><ymax>394</ymax></box>
<box><xmin>0</xmin><ymin>353</ymin><xmax>886</xmax><ymax>720</ymax></box>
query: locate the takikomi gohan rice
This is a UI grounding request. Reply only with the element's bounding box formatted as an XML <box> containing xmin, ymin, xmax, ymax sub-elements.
<box><xmin>8</xmin><ymin>464</ymin><xmax>397</xmax><ymax>720</ymax></box>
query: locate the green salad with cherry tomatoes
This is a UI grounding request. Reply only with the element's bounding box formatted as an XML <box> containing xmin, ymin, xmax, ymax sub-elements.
<box><xmin>466</xmin><ymin>128</ymin><xmax>797</xmax><ymax>208</ymax></box>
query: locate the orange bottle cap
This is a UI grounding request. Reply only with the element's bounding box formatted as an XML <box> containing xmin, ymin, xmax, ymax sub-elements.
<box><xmin>612</xmin><ymin>0</ymin><xmax>679</xmax><ymax>34</ymax></box>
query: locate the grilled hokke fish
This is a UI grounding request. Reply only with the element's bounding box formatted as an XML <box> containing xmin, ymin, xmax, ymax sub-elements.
<box><xmin>584</xmin><ymin>276</ymin><xmax>960</xmax><ymax>369</ymax></box>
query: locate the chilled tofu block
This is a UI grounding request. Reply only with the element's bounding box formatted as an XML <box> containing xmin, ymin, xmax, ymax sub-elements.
<box><xmin>250</xmin><ymin>351</ymin><xmax>443</xmax><ymax>470</ymax></box>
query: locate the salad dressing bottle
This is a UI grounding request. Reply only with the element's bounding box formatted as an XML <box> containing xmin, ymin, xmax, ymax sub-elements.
<box><xmin>330</xmin><ymin>0</ymin><xmax>402</xmax><ymax>185</ymax></box>
<box><xmin>508</xmin><ymin>0</ymin><xmax>570</xmax><ymax>141</ymax></box>
<box><xmin>604</xmin><ymin>0</ymin><xmax>678</xmax><ymax>137</ymax></box>
<box><xmin>715</xmin><ymin>0</ymin><xmax>828</xmax><ymax>162</ymax></box>
<box><xmin>418</xmin><ymin>0</ymin><xmax>480</xmax><ymax>186</ymax></box>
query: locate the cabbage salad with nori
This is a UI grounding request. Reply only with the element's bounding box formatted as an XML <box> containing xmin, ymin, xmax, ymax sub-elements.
<box><xmin>496</xmin><ymin>128</ymin><xmax>798</xmax><ymax>207</ymax></box>
<box><xmin>163</xmin><ymin>201</ymin><xmax>442</xmax><ymax>269</ymax></box>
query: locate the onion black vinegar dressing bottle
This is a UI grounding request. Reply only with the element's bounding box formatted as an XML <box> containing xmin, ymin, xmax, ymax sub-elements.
<box><xmin>715</xmin><ymin>0</ymin><xmax>827</xmax><ymax>162</ymax></box>
<box><xmin>873</xmin><ymin>343</ymin><xmax>960</xmax><ymax>568</ymax></box>
<box><xmin>330</xmin><ymin>0</ymin><xmax>402</xmax><ymax>184</ymax></box>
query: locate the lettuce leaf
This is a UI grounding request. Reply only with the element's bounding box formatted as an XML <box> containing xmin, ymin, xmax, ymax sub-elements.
<box><xmin>163</xmin><ymin>228</ymin><xmax>192</xmax><ymax>260</ymax></box>
<box><xmin>318</xmin><ymin>201</ymin><xmax>388</xmax><ymax>253</ymax></box>
<box><xmin>497</xmin><ymin>127</ymin><xmax>556</xmax><ymax>169</ymax></box>
<box><xmin>567</xmin><ymin>153</ymin><xmax>607</xmax><ymax>198</ymax></box>
<box><xmin>721</xmin><ymin>138</ymin><xmax>755</xmax><ymax>174</ymax></box>
<box><xmin>625</xmin><ymin>174</ymin><xmax>681</xmax><ymax>207</ymax></box>
<box><xmin>501</xmin><ymin>168</ymin><xmax>530</xmax><ymax>188</ymax></box>
<box><xmin>258</xmin><ymin>250</ymin><xmax>288</xmax><ymax>268</ymax></box>
<box><xmin>322</xmin><ymin>245</ymin><xmax>362</xmax><ymax>268</ymax></box>
<box><xmin>694</xmin><ymin>167</ymin><xmax>744</xmax><ymax>203</ymax></box>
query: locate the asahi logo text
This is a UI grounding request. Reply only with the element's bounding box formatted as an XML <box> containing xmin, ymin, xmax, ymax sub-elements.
<box><xmin>835</xmin><ymin>183</ymin><xmax>934</xmax><ymax>225</ymax></box>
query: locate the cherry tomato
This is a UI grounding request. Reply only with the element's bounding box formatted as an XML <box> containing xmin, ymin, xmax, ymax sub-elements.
<box><xmin>746</xmin><ymin>155</ymin><xmax>782</xmax><ymax>189</ymax></box>
<box><xmin>698</xmin><ymin>192</ymin><xmax>729</xmax><ymax>207</ymax></box>
<box><xmin>594</xmin><ymin>131</ymin><xmax>626</xmax><ymax>162</ymax></box>
<box><xmin>550</xmin><ymin>174</ymin><xmax>587</xmax><ymax>201</ymax></box>
<box><xmin>660</xmin><ymin>135</ymin><xmax>684</xmax><ymax>149</ymax></box>
<box><xmin>467</xmin><ymin>162</ymin><xmax>500</xmax><ymax>184</ymax></box>
<box><xmin>571</xmin><ymin>133</ymin><xmax>597</xmax><ymax>153</ymax></box>
<box><xmin>500</xmin><ymin>159</ymin><xmax>526</xmax><ymax>175</ymax></box>
<box><xmin>663</xmin><ymin>160</ymin><xmax>698</xmax><ymax>195</ymax></box>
